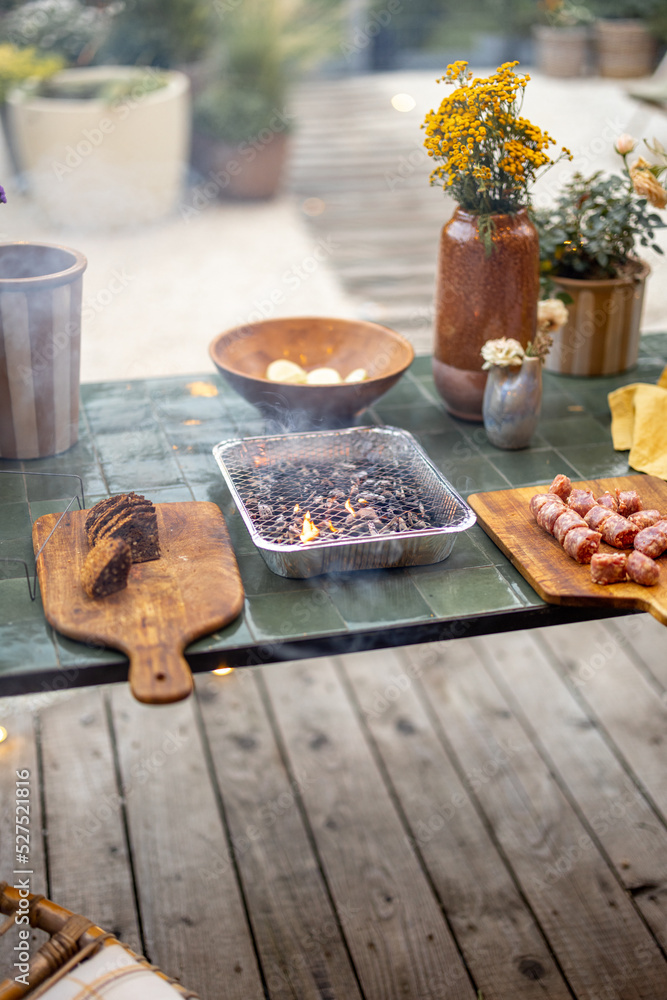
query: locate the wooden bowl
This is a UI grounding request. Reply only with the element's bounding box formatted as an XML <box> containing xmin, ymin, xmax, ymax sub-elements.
<box><xmin>209</xmin><ymin>316</ymin><xmax>414</xmax><ymax>426</ymax></box>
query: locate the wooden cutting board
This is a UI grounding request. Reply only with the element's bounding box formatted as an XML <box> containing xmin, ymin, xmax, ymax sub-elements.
<box><xmin>468</xmin><ymin>475</ymin><xmax>667</xmax><ymax>625</ymax></box>
<box><xmin>32</xmin><ymin>501</ymin><xmax>245</xmax><ymax>704</ymax></box>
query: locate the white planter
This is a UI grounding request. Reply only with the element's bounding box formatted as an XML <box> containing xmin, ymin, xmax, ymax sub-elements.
<box><xmin>7</xmin><ymin>66</ymin><xmax>191</xmax><ymax>229</ymax></box>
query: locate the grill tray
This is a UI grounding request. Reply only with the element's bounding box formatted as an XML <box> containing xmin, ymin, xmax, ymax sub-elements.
<box><xmin>213</xmin><ymin>426</ymin><xmax>476</xmax><ymax>578</ymax></box>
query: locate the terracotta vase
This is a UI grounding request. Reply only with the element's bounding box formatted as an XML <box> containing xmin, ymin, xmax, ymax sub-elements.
<box><xmin>482</xmin><ymin>356</ymin><xmax>542</xmax><ymax>450</ymax></box>
<box><xmin>544</xmin><ymin>260</ymin><xmax>649</xmax><ymax>376</ymax></box>
<box><xmin>433</xmin><ymin>207</ymin><xmax>540</xmax><ymax>422</ymax></box>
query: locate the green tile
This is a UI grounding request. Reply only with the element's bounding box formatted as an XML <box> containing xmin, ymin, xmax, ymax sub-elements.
<box><xmin>474</xmin><ymin>427</ymin><xmax>550</xmax><ymax>454</ymax></box>
<box><xmin>30</xmin><ymin>497</ymin><xmax>85</xmax><ymax>520</ymax></box>
<box><xmin>187</xmin><ymin>610</ymin><xmax>255</xmax><ymax>653</ymax></box>
<box><xmin>236</xmin><ymin>551</ymin><xmax>305</xmax><ymax>595</ymax></box>
<box><xmin>0</xmin><ymin>501</ymin><xmax>32</xmax><ymax>541</ymax></box>
<box><xmin>0</xmin><ymin>470</ymin><xmax>26</xmax><ymax>502</ymax></box>
<box><xmin>0</xmin><ymin>579</ymin><xmax>58</xmax><ymax>674</ymax></box>
<box><xmin>374</xmin><ymin>401</ymin><xmax>452</xmax><ymax>435</ymax></box>
<box><xmin>410</xmin><ymin>355</ymin><xmax>433</xmax><ymax>377</ymax></box>
<box><xmin>487</xmin><ymin>450</ymin><xmax>579</xmax><ymax>488</ymax></box>
<box><xmin>498</xmin><ymin>561</ymin><xmax>545</xmax><ymax>605</ymax></box>
<box><xmin>324</xmin><ymin>570</ymin><xmax>434</xmax><ymax>628</ymax></box>
<box><xmin>0</xmin><ymin>537</ymin><xmax>35</xmax><ymax>579</ymax></box>
<box><xmin>376</xmin><ymin>372</ymin><xmax>428</xmax><ymax>406</ymax></box>
<box><xmin>94</xmin><ymin>430</ymin><xmax>184</xmax><ymax>491</ymax></box>
<box><xmin>412</xmin><ymin>564</ymin><xmax>525</xmax><ymax>618</ymax></box>
<box><xmin>425</xmin><ymin>449</ymin><xmax>511</xmax><ymax>496</ymax></box>
<box><xmin>439</xmin><ymin>529</ymin><xmax>494</xmax><ymax>571</ymax></box>
<box><xmin>53</xmin><ymin>632</ymin><xmax>125</xmax><ymax>668</ymax></box>
<box><xmin>557</xmin><ymin>442</ymin><xmax>632</xmax><ymax>479</ymax></box>
<box><xmin>245</xmin><ymin>590</ymin><xmax>346</xmax><ymax>640</ymax></box>
<box><xmin>466</xmin><ymin>523</ymin><xmax>507</xmax><ymax>565</ymax></box>
<box><xmin>540</xmin><ymin>415</ymin><xmax>610</xmax><ymax>448</ymax></box>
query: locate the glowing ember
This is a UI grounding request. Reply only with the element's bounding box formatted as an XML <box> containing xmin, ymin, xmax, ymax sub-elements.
<box><xmin>345</xmin><ymin>499</ymin><xmax>355</xmax><ymax>516</ymax></box>
<box><xmin>300</xmin><ymin>511</ymin><xmax>320</xmax><ymax>543</ymax></box>
<box><xmin>294</xmin><ymin>503</ymin><xmax>301</xmax><ymax>513</ymax></box>
<box><xmin>212</xmin><ymin>666</ymin><xmax>234</xmax><ymax>676</ymax></box>
<box><xmin>253</xmin><ymin>455</ymin><xmax>268</xmax><ymax>468</ymax></box>
<box><xmin>327</xmin><ymin>521</ymin><xmax>338</xmax><ymax>533</ymax></box>
<box><xmin>0</xmin><ymin>726</ymin><xmax>7</xmax><ymax>744</ymax></box>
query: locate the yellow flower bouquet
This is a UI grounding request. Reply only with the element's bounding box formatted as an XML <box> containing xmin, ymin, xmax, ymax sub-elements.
<box><xmin>422</xmin><ymin>61</ymin><xmax>570</xmax><ymax>217</ymax></box>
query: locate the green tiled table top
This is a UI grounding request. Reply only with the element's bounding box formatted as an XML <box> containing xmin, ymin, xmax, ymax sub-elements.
<box><xmin>1</xmin><ymin>334</ymin><xmax>665</xmax><ymax>696</ymax></box>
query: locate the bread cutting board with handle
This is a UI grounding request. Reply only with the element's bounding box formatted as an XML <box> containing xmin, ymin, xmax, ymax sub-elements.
<box><xmin>32</xmin><ymin>501</ymin><xmax>245</xmax><ymax>704</ymax></box>
<box><xmin>468</xmin><ymin>474</ymin><xmax>667</xmax><ymax>625</ymax></box>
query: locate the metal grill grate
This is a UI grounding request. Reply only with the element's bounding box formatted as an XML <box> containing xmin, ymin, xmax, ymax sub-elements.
<box><xmin>213</xmin><ymin>427</ymin><xmax>476</xmax><ymax>578</ymax></box>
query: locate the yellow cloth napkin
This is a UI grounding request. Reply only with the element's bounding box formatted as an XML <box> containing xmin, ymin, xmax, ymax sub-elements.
<box><xmin>608</xmin><ymin>364</ymin><xmax>667</xmax><ymax>479</ymax></box>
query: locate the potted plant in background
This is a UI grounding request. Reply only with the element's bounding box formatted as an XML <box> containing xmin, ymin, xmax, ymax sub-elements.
<box><xmin>421</xmin><ymin>60</ymin><xmax>571</xmax><ymax>421</ymax></box>
<box><xmin>532</xmin><ymin>0</ymin><xmax>594</xmax><ymax>77</ymax></box>
<box><xmin>534</xmin><ymin>134</ymin><xmax>667</xmax><ymax>376</ymax></box>
<box><xmin>190</xmin><ymin>0</ymin><xmax>339</xmax><ymax>201</ymax></box>
<box><xmin>0</xmin><ymin>0</ymin><xmax>205</xmax><ymax>228</ymax></box>
<box><xmin>589</xmin><ymin>0</ymin><xmax>661</xmax><ymax>77</ymax></box>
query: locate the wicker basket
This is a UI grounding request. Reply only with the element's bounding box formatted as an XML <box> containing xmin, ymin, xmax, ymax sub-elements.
<box><xmin>594</xmin><ymin>19</ymin><xmax>655</xmax><ymax>78</ymax></box>
<box><xmin>0</xmin><ymin>883</ymin><xmax>199</xmax><ymax>999</ymax></box>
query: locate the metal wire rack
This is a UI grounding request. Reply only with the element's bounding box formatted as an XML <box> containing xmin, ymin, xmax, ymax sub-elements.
<box><xmin>0</xmin><ymin>471</ymin><xmax>86</xmax><ymax>600</ymax></box>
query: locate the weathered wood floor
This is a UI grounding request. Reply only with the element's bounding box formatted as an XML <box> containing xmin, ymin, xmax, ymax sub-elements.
<box><xmin>3</xmin><ymin>75</ymin><xmax>667</xmax><ymax>999</ymax></box>
<box><xmin>2</xmin><ymin>615</ymin><xmax>667</xmax><ymax>999</ymax></box>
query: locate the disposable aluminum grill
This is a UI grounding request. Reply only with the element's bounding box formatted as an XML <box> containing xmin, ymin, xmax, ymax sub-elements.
<box><xmin>213</xmin><ymin>426</ymin><xmax>476</xmax><ymax>578</ymax></box>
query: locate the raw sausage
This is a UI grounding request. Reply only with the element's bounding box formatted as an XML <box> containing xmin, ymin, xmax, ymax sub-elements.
<box><xmin>590</xmin><ymin>552</ymin><xmax>627</xmax><ymax>584</ymax></box>
<box><xmin>626</xmin><ymin>550</ymin><xmax>660</xmax><ymax>586</ymax></box>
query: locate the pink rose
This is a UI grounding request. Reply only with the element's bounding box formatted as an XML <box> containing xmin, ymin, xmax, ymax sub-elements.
<box><xmin>615</xmin><ymin>134</ymin><xmax>637</xmax><ymax>155</ymax></box>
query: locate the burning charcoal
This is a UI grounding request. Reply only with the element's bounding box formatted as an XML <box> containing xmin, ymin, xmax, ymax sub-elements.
<box><xmin>397</xmin><ymin>517</ymin><xmax>409</xmax><ymax>532</ymax></box>
<box><xmin>357</xmin><ymin>508</ymin><xmax>379</xmax><ymax>519</ymax></box>
<box><xmin>330</xmin><ymin>488</ymin><xmax>345</xmax><ymax>498</ymax></box>
<box><xmin>258</xmin><ymin>503</ymin><xmax>272</xmax><ymax>518</ymax></box>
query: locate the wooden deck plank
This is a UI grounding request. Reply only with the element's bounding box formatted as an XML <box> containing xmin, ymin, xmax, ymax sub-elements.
<box><xmin>109</xmin><ymin>686</ymin><xmax>265</xmax><ymax>1000</ymax></box>
<box><xmin>536</xmin><ymin>619</ymin><xmax>667</xmax><ymax>823</ymax></box>
<box><xmin>607</xmin><ymin>614</ymin><xmax>667</xmax><ymax>691</ymax></box>
<box><xmin>39</xmin><ymin>687</ymin><xmax>142</xmax><ymax>953</ymax></box>
<box><xmin>416</xmin><ymin>636</ymin><xmax>667</xmax><ymax>1000</ymax></box>
<box><xmin>339</xmin><ymin>646</ymin><xmax>574</xmax><ymax>1000</ymax></box>
<box><xmin>259</xmin><ymin>657</ymin><xmax>477</xmax><ymax>1000</ymax></box>
<box><xmin>195</xmin><ymin>669</ymin><xmax>364</xmax><ymax>1000</ymax></box>
<box><xmin>473</xmin><ymin>629</ymin><xmax>667</xmax><ymax>953</ymax></box>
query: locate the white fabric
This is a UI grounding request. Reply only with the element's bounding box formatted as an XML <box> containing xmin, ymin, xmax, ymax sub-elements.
<box><xmin>36</xmin><ymin>943</ymin><xmax>186</xmax><ymax>999</ymax></box>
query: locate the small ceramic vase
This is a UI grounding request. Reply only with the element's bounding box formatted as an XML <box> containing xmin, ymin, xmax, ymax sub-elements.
<box><xmin>482</xmin><ymin>355</ymin><xmax>542</xmax><ymax>450</ymax></box>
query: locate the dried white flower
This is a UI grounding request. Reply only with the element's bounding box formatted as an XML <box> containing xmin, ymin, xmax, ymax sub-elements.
<box><xmin>537</xmin><ymin>298</ymin><xmax>569</xmax><ymax>334</ymax></box>
<box><xmin>481</xmin><ymin>337</ymin><xmax>525</xmax><ymax>370</ymax></box>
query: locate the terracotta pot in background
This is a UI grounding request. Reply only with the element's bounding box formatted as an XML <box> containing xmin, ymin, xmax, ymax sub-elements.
<box><xmin>190</xmin><ymin>129</ymin><xmax>289</xmax><ymax>201</ymax></box>
<box><xmin>0</xmin><ymin>241</ymin><xmax>86</xmax><ymax>459</ymax></box>
<box><xmin>544</xmin><ymin>261</ymin><xmax>649</xmax><ymax>377</ymax></box>
<box><xmin>432</xmin><ymin>207</ymin><xmax>540</xmax><ymax>422</ymax></box>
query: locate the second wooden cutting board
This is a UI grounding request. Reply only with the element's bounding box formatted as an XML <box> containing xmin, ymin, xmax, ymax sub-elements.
<box><xmin>33</xmin><ymin>501</ymin><xmax>245</xmax><ymax>704</ymax></box>
<box><xmin>468</xmin><ymin>474</ymin><xmax>667</xmax><ymax>626</ymax></box>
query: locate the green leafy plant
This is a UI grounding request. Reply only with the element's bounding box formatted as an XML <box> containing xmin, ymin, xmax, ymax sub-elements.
<box><xmin>1</xmin><ymin>0</ymin><xmax>114</xmax><ymax>65</ymax></box>
<box><xmin>534</xmin><ymin>135</ymin><xmax>667</xmax><ymax>289</ymax></box>
<box><xmin>193</xmin><ymin>0</ymin><xmax>339</xmax><ymax>144</ymax></box>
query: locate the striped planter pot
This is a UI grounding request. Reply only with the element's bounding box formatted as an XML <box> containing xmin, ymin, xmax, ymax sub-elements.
<box><xmin>543</xmin><ymin>262</ymin><xmax>649</xmax><ymax>377</ymax></box>
<box><xmin>0</xmin><ymin>242</ymin><xmax>87</xmax><ymax>459</ymax></box>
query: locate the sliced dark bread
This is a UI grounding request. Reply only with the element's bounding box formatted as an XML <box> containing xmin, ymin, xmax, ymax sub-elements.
<box><xmin>81</xmin><ymin>536</ymin><xmax>132</xmax><ymax>598</ymax></box>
